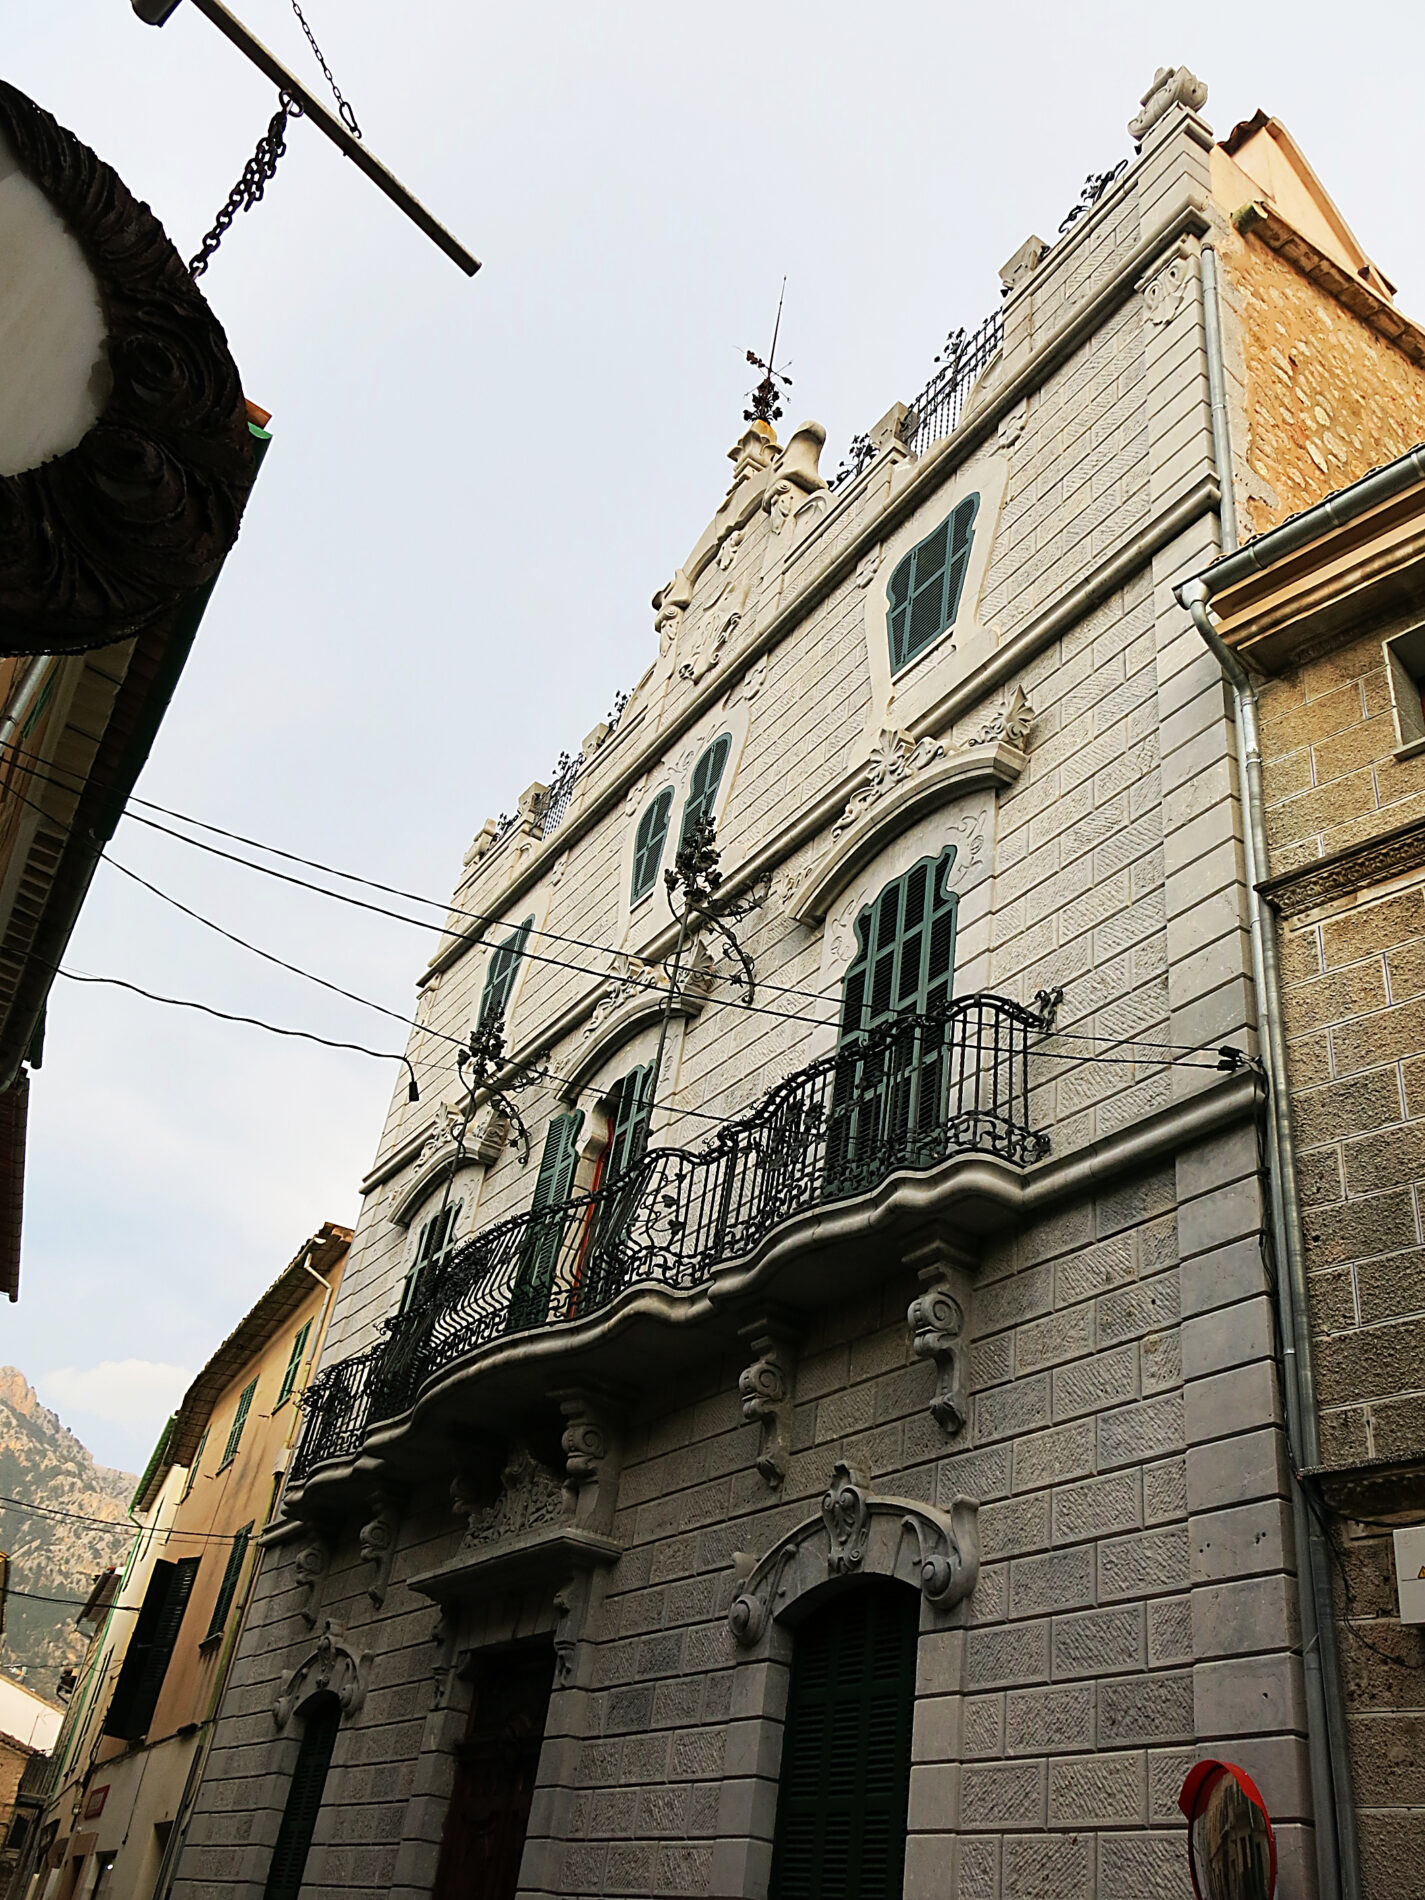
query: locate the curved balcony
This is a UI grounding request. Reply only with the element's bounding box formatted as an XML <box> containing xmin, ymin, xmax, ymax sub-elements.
<box><xmin>291</xmin><ymin>992</ymin><xmax>1053</xmax><ymax>1487</ymax></box>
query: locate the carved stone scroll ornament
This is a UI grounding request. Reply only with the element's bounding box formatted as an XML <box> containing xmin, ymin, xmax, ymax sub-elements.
<box><xmin>429</xmin><ymin>1606</ymin><xmax>477</xmax><ymax>1711</ymax></box>
<box><xmin>557</xmin><ymin>1390</ymin><xmax>623</xmax><ymax>1535</ymax></box>
<box><xmin>0</xmin><ymin>82</ymin><xmax>257</xmax><ymax>654</ymax></box>
<box><xmin>1140</xmin><ymin>241</ymin><xmax>1196</xmax><ymax>327</ymax></box>
<box><xmin>966</xmin><ymin>684</ymin><xmax>1036</xmax><ymax>750</ymax></box>
<box><xmin>273</xmin><ymin>1619</ymin><xmax>366</xmax><ymax>1727</ymax></box>
<box><xmin>552</xmin><ymin>1570</ymin><xmax>596</xmax><ymax>1687</ymax></box>
<box><xmin>292</xmin><ymin>1531</ymin><xmax>332</xmax><ymax>1630</ymax></box>
<box><xmin>738</xmin><ymin>1331</ymin><xmax>796</xmax><ymax>1489</ymax></box>
<box><xmin>358</xmin><ymin>1485</ymin><xmax>403</xmax><ymax>1609</ymax></box>
<box><xmin>727</xmin><ymin>1464</ymin><xmax>980</xmax><ymax>1648</ymax></box>
<box><xmin>459</xmin><ymin>1445</ymin><xmax>567</xmax><ymax>1550</ymax></box>
<box><xmin>831</xmin><ymin>730</ymin><xmax>947</xmax><ymax>843</ymax></box>
<box><xmin>907</xmin><ymin>1283</ymin><xmax>968</xmax><ymax>1436</ymax></box>
<box><xmin>1127</xmin><ymin>64</ymin><xmax>1208</xmax><ymax>145</ymax></box>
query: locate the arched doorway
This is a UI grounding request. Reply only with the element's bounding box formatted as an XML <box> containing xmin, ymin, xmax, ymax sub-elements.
<box><xmin>768</xmin><ymin>1579</ymin><xmax>920</xmax><ymax>1900</ymax></box>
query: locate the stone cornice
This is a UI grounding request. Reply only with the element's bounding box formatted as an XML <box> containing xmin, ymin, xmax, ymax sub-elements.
<box><xmin>1259</xmin><ymin>812</ymin><xmax>1425</xmax><ymax>918</ymax></box>
<box><xmin>407</xmin><ymin>1526</ymin><xmax>622</xmax><ymax>1603</ymax></box>
<box><xmin>419</xmin><ymin>189</ymin><xmax>1213</xmax><ymax>990</ymax></box>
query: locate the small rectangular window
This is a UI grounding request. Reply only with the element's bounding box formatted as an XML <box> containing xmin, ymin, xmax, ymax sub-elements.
<box><xmin>1384</xmin><ymin>624</ymin><xmax>1425</xmax><ymax>756</ymax></box>
<box><xmin>276</xmin><ymin>1321</ymin><xmax>312</xmax><ymax>1408</ymax></box>
<box><xmin>218</xmin><ymin>1380</ymin><xmax>257</xmax><ymax>1471</ymax></box>
<box><xmin>204</xmin><ymin>1524</ymin><xmax>253</xmax><ymax>1644</ymax></box>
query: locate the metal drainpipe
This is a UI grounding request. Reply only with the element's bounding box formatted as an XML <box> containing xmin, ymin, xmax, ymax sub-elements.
<box><xmin>1183</xmin><ymin>239</ymin><xmax>1361</xmax><ymax>1900</ymax></box>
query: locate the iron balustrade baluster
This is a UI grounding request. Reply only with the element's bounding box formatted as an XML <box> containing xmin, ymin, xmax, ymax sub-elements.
<box><xmin>291</xmin><ymin>994</ymin><xmax>1055</xmax><ymax>1480</ymax></box>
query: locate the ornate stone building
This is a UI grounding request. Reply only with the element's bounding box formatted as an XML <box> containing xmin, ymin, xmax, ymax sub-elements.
<box><xmin>168</xmin><ymin>67</ymin><xmax>1425</xmax><ymax>1900</ymax></box>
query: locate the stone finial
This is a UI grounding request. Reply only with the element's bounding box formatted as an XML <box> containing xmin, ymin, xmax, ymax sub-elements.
<box><xmin>516</xmin><ymin>781</ymin><xmax>550</xmax><ymax>828</ymax></box>
<box><xmin>999</xmin><ymin>236</ymin><xmax>1048</xmax><ymax>298</ymax></box>
<box><xmin>1128</xmin><ymin>65</ymin><xmax>1208</xmax><ymax>146</ymax></box>
<box><xmin>463</xmin><ymin>820</ymin><xmax>498</xmax><ymax>868</ymax></box>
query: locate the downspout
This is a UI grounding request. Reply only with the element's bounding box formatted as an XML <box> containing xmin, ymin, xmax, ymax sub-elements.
<box><xmin>1180</xmin><ymin>239</ymin><xmax>1361</xmax><ymax>1900</ymax></box>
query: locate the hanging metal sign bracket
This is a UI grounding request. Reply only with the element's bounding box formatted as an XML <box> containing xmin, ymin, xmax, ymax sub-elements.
<box><xmin>132</xmin><ymin>0</ymin><xmax>480</xmax><ymax>276</ymax></box>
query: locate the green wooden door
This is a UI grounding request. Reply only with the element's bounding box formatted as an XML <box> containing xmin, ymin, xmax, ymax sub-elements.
<box><xmin>769</xmin><ymin>1581</ymin><xmax>920</xmax><ymax>1899</ymax></box>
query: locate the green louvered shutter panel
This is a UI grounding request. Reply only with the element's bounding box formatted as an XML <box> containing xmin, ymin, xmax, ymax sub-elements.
<box><xmin>605</xmin><ymin>1063</ymin><xmax>654</xmax><ymax>1181</ymax></box>
<box><xmin>509</xmin><ymin>1111</ymin><xmax>583</xmax><ymax>1332</ymax></box>
<box><xmin>180</xmin><ymin>1426</ymin><xmax>207</xmax><ymax>1502</ymax></box>
<box><xmin>479</xmin><ymin>916</ymin><xmax>534</xmax><ymax>1027</ymax></box>
<box><xmin>769</xmin><ymin>1582</ymin><xmax>918</xmax><ymax>1899</ymax></box>
<box><xmin>829</xmin><ymin>851</ymin><xmax>958</xmax><ymax>1190</ymax></box>
<box><xmin>887</xmin><ymin>494</ymin><xmax>979</xmax><ymax>673</ymax></box>
<box><xmin>679</xmin><ymin>735</ymin><xmax>732</xmax><ymax>848</ymax></box>
<box><xmin>106</xmin><ymin>1557</ymin><xmax>200</xmax><ymax>1741</ymax></box>
<box><xmin>205</xmin><ymin>1523</ymin><xmax>253</xmax><ymax>1641</ymax></box>
<box><xmin>263</xmin><ymin>1694</ymin><xmax>341</xmax><ymax>1900</ymax></box>
<box><xmin>220</xmin><ymin>1379</ymin><xmax>256</xmax><ymax>1468</ymax></box>
<box><xmin>631</xmin><ymin>789</ymin><xmax>673</xmax><ymax>902</ymax></box>
<box><xmin>277</xmin><ymin>1320</ymin><xmax>312</xmax><ymax>1406</ymax></box>
<box><xmin>400</xmin><ymin>1200</ymin><xmax>463</xmax><ymax>1315</ymax></box>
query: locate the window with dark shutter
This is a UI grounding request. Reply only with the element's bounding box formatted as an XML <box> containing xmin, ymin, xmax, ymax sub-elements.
<box><xmin>631</xmin><ymin>789</ymin><xmax>673</xmax><ymax>904</ymax></box>
<box><xmin>578</xmin><ymin>1065</ymin><xmax>655</xmax><ymax>1313</ymax></box>
<box><xmin>218</xmin><ymin>1379</ymin><xmax>256</xmax><ymax>1470</ymax></box>
<box><xmin>399</xmin><ymin>1200</ymin><xmax>463</xmax><ymax>1316</ymax></box>
<box><xmin>604</xmin><ymin>1063</ymin><xmax>654</xmax><ymax>1183</ymax></box>
<box><xmin>828</xmin><ymin>850</ymin><xmax>958</xmax><ymax>1191</ymax></box>
<box><xmin>479</xmin><ymin>916</ymin><xmax>534</xmax><ymax>1029</ymax></box>
<box><xmin>276</xmin><ymin>1321</ymin><xmax>312</xmax><ymax>1407</ymax></box>
<box><xmin>886</xmin><ymin>495</ymin><xmax>979</xmax><ymax>674</ymax></box>
<box><xmin>104</xmin><ymin>1558</ymin><xmax>200</xmax><ymax>1742</ymax></box>
<box><xmin>204</xmin><ymin>1523</ymin><xmax>253</xmax><ymax>1643</ymax></box>
<box><xmin>508</xmin><ymin>1111</ymin><xmax>583</xmax><ymax>1332</ymax></box>
<box><xmin>768</xmin><ymin>1581</ymin><xmax>919</xmax><ymax>1900</ymax></box>
<box><xmin>679</xmin><ymin>735</ymin><xmax>732</xmax><ymax>848</ymax></box>
<box><xmin>262</xmin><ymin>1692</ymin><xmax>341</xmax><ymax>1900</ymax></box>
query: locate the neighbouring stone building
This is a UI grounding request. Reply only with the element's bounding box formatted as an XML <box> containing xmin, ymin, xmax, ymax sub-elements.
<box><xmin>1185</xmin><ymin>446</ymin><xmax>1425</xmax><ymax>1897</ymax></box>
<box><xmin>168</xmin><ymin>67</ymin><xmax>1425</xmax><ymax>1900</ymax></box>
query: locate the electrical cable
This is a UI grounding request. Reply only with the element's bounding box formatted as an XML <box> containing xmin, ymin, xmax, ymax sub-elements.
<box><xmin>0</xmin><ymin>733</ymin><xmax>1232</xmax><ymax>1055</ymax></box>
<box><xmin>0</xmin><ymin>1493</ymin><xmax>266</xmax><ymax>1546</ymax></box>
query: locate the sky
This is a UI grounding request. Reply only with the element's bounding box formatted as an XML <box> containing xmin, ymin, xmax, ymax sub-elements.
<box><xmin>7</xmin><ymin>0</ymin><xmax>1425</xmax><ymax>1472</ymax></box>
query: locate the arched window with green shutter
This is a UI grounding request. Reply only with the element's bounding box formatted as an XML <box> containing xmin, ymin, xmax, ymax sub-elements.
<box><xmin>768</xmin><ymin>1580</ymin><xmax>919</xmax><ymax>1899</ymax></box>
<box><xmin>579</xmin><ymin>1064</ymin><xmax>655</xmax><ymax>1313</ymax></box>
<box><xmin>679</xmin><ymin>734</ymin><xmax>732</xmax><ymax>848</ymax></box>
<box><xmin>828</xmin><ymin>849</ymin><xmax>958</xmax><ymax>1191</ymax></box>
<box><xmin>508</xmin><ymin>1110</ymin><xmax>583</xmax><ymax>1332</ymax></box>
<box><xmin>886</xmin><ymin>494</ymin><xmax>979</xmax><ymax>674</ymax></box>
<box><xmin>479</xmin><ymin>916</ymin><xmax>534</xmax><ymax>1028</ymax></box>
<box><xmin>631</xmin><ymin>789</ymin><xmax>673</xmax><ymax>904</ymax></box>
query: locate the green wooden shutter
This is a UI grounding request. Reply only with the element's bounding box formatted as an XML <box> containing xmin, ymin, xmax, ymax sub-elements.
<box><xmin>679</xmin><ymin>735</ymin><xmax>732</xmax><ymax>848</ymax></box>
<box><xmin>631</xmin><ymin>790</ymin><xmax>673</xmax><ymax>903</ymax></box>
<box><xmin>277</xmin><ymin>1321</ymin><xmax>312</xmax><ymax>1407</ymax></box>
<box><xmin>887</xmin><ymin>494</ymin><xmax>979</xmax><ymax>673</ymax></box>
<box><xmin>509</xmin><ymin>1111</ymin><xmax>583</xmax><ymax>1331</ymax></box>
<box><xmin>104</xmin><ymin>1558</ymin><xmax>200</xmax><ymax>1742</ymax></box>
<box><xmin>180</xmin><ymin>1427</ymin><xmax>207</xmax><ymax>1502</ymax></box>
<box><xmin>605</xmin><ymin>1064</ymin><xmax>654</xmax><ymax>1181</ymax></box>
<box><xmin>263</xmin><ymin>1694</ymin><xmax>341</xmax><ymax>1900</ymax></box>
<box><xmin>830</xmin><ymin>851</ymin><xmax>958</xmax><ymax>1189</ymax></box>
<box><xmin>400</xmin><ymin>1200</ymin><xmax>463</xmax><ymax>1315</ymax></box>
<box><xmin>769</xmin><ymin>1581</ymin><xmax>918</xmax><ymax>1899</ymax></box>
<box><xmin>205</xmin><ymin>1524</ymin><xmax>253</xmax><ymax>1641</ymax></box>
<box><xmin>479</xmin><ymin>916</ymin><xmax>534</xmax><ymax>1027</ymax></box>
<box><xmin>219</xmin><ymin>1379</ymin><xmax>257</xmax><ymax>1469</ymax></box>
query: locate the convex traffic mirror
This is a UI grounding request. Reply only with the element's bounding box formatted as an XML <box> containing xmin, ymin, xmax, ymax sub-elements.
<box><xmin>1178</xmin><ymin>1760</ymin><xmax>1277</xmax><ymax>1900</ymax></box>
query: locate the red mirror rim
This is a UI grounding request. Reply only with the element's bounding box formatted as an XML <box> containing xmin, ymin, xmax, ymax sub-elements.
<box><xmin>1177</xmin><ymin>1758</ymin><xmax>1278</xmax><ymax>1900</ymax></box>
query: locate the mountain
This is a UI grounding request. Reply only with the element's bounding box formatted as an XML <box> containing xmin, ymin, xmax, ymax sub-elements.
<box><xmin>0</xmin><ymin>1369</ymin><xmax>134</xmax><ymax>1694</ymax></box>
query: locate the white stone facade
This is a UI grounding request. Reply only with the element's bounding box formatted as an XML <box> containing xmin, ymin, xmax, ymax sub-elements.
<box><xmin>169</xmin><ymin>83</ymin><xmax>1316</xmax><ymax>1900</ymax></box>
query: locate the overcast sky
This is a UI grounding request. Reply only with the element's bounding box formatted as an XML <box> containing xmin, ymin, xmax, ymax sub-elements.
<box><xmin>7</xmin><ymin>1</ymin><xmax>1425</xmax><ymax>1472</ymax></box>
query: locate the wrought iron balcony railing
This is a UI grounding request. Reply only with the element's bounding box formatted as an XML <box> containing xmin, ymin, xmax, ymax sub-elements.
<box><xmin>292</xmin><ymin>993</ymin><xmax>1051</xmax><ymax>1484</ymax></box>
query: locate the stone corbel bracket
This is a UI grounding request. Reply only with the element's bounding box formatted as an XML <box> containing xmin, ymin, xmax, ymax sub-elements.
<box><xmin>728</xmin><ymin>1462</ymin><xmax>979</xmax><ymax>1648</ymax></box>
<box><xmin>273</xmin><ymin>1618</ymin><xmax>367</xmax><ymax>1727</ymax></box>
<box><xmin>292</xmin><ymin>1527</ymin><xmax>333</xmax><ymax>1630</ymax></box>
<box><xmin>554</xmin><ymin>1388</ymin><xmax>625</xmax><ymax>1537</ymax></box>
<box><xmin>789</xmin><ymin>739</ymin><xmax>1026</xmax><ymax>925</ymax></box>
<box><xmin>357</xmin><ymin>1475</ymin><xmax>404</xmax><ymax>1609</ymax></box>
<box><xmin>904</xmin><ymin>1235</ymin><xmax>975</xmax><ymax>1438</ymax></box>
<box><xmin>737</xmin><ymin>1318</ymin><xmax>800</xmax><ymax>1489</ymax></box>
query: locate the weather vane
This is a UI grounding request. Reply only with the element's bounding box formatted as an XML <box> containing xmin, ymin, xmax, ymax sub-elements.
<box><xmin>744</xmin><ymin>278</ymin><xmax>793</xmax><ymax>425</ymax></box>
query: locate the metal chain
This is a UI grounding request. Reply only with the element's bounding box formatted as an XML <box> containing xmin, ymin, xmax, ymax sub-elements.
<box><xmin>188</xmin><ymin>94</ymin><xmax>301</xmax><ymax>279</ymax></box>
<box><xmin>289</xmin><ymin>0</ymin><xmax>362</xmax><ymax>138</ymax></box>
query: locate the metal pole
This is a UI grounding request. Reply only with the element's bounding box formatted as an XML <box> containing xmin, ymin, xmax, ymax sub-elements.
<box><xmin>133</xmin><ymin>0</ymin><xmax>480</xmax><ymax>276</ymax></box>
